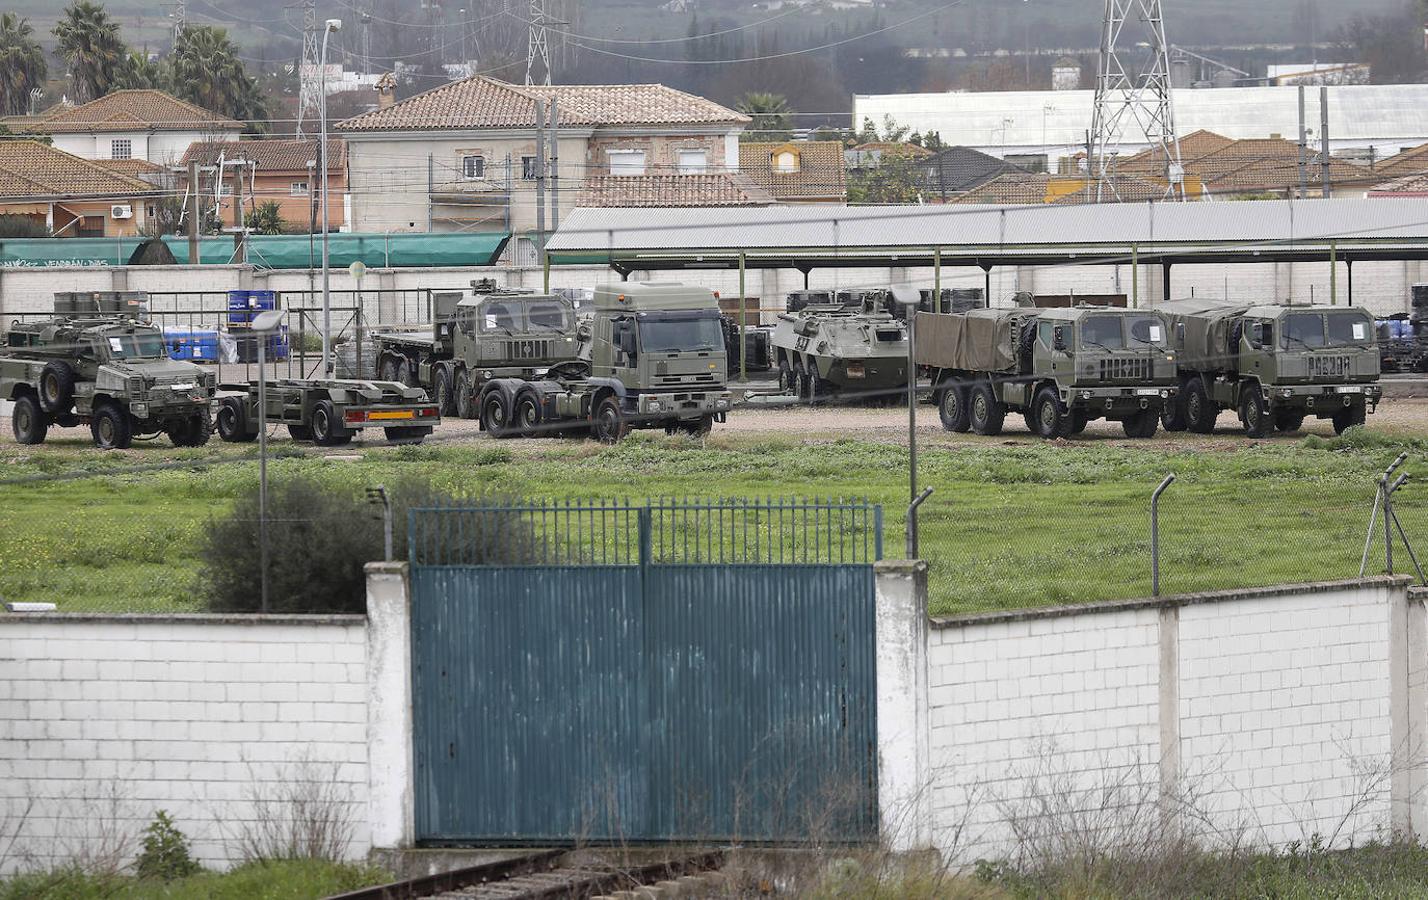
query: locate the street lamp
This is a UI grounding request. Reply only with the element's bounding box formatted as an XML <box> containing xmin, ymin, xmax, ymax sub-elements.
<box><xmin>320</xmin><ymin>18</ymin><xmax>342</xmax><ymax>378</ymax></box>
<box><xmin>251</xmin><ymin>308</ymin><xmax>286</xmax><ymax>613</ymax></box>
<box><xmin>890</xmin><ymin>284</ymin><xmax>931</xmax><ymax>558</ymax></box>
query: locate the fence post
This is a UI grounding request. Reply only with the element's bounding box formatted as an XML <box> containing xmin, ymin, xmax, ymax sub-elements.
<box><xmin>874</xmin><ymin>505</ymin><xmax>884</xmax><ymax>561</ymax></box>
<box><xmin>638</xmin><ymin>507</ymin><xmax>652</xmax><ymax>568</ymax></box>
<box><xmin>906</xmin><ymin>488</ymin><xmax>933</xmax><ymax>559</ymax></box>
<box><xmin>1151</xmin><ymin>474</ymin><xmax>1176</xmax><ymax>597</ymax></box>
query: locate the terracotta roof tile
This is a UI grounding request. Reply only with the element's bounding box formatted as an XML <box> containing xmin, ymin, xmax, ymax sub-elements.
<box><xmin>1368</xmin><ymin>172</ymin><xmax>1428</xmax><ymax>194</ymax></box>
<box><xmin>950</xmin><ymin>172</ymin><xmax>1167</xmax><ymax>204</ymax></box>
<box><xmin>94</xmin><ymin>158</ymin><xmax>165</xmax><ymax>177</ymax></box>
<box><xmin>738</xmin><ymin>141</ymin><xmax>846</xmax><ymax>201</ymax></box>
<box><xmin>180</xmin><ymin>139</ymin><xmax>346</xmax><ymax>172</ymax></box>
<box><xmin>577</xmin><ymin>173</ymin><xmax>774</xmax><ymax>208</ymax></box>
<box><xmin>0</xmin><ymin>140</ymin><xmax>158</xmax><ymax>198</ymax></box>
<box><xmin>338</xmin><ymin>76</ymin><xmax>747</xmax><ymax>132</ymax></box>
<box><xmin>1373</xmin><ymin>142</ymin><xmax>1428</xmax><ymax>179</ymax></box>
<box><xmin>26</xmin><ymin>90</ymin><xmax>241</xmax><ymax>133</ymax></box>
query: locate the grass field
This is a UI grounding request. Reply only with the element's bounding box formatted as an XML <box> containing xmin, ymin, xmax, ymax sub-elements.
<box><xmin>1</xmin><ymin>425</ymin><xmax>1424</xmax><ymax>617</ymax></box>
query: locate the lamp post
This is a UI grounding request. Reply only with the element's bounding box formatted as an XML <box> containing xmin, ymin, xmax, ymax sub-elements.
<box><xmin>890</xmin><ymin>285</ymin><xmax>929</xmax><ymax>557</ymax></box>
<box><xmin>251</xmin><ymin>308</ymin><xmax>287</xmax><ymax>613</ymax></box>
<box><xmin>320</xmin><ymin>18</ymin><xmax>342</xmax><ymax>378</ymax></box>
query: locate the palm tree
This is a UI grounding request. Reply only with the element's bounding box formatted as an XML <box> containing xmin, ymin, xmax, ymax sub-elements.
<box><xmin>114</xmin><ymin>50</ymin><xmax>169</xmax><ymax>91</ymax></box>
<box><xmin>170</xmin><ymin>26</ymin><xmax>267</xmax><ymax>129</ymax></box>
<box><xmin>53</xmin><ymin>1</ymin><xmax>127</xmax><ymax>103</ymax></box>
<box><xmin>248</xmin><ymin>201</ymin><xmax>285</xmax><ymax>235</ymax></box>
<box><xmin>736</xmin><ymin>92</ymin><xmax>793</xmax><ymax>143</ymax></box>
<box><xmin>0</xmin><ymin>13</ymin><xmax>47</xmax><ymax>116</ymax></box>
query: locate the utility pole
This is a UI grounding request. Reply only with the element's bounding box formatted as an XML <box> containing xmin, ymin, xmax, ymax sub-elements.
<box><xmin>549</xmin><ymin>98</ymin><xmax>559</xmax><ymax>233</ymax></box>
<box><xmin>1297</xmin><ymin>84</ymin><xmax>1308</xmax><ymax>199</ymax></box>
<box><xmin>534</xmin><ymin>99</ymin><xmax>547</xmax><ymax>260</ymax></box>
<box><xmin>1320</xmin><ymin>85</ymin><xmax>1331</xmax><ymax>198</ymax></box>
<box><xmin>526</xmin><ymin>0</ymin><xmax>553</xmax><ymax>85</ymax></box>
<box><xmin>186</xmin><ymin>160</ymin><xmax>201</xmax><ymax>265</ymax></box>
<box><xmin>296</xmin><ymin>0</ymin><xmax>319</xmax><ymax>138</ymax></box>
<box><xmin>1089</xmin><ymin>0</ymin><xmax>1185</xmax><ymax>201</ymax></box>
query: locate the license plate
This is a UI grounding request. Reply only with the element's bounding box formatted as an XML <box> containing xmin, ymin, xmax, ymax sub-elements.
<box><xmin>1135</xmin><ymin>389</ymin><xmax>1160</xmax><ymax>396</ymax></box>
<box><xmin>1336</xmin><ymin>386</ymin><xmax>1364</xmax><ymax>394</ymax></box>
<box><xmin>367</xmin><ymin>410</ymin><xmax>415</xmax><ymax>420</ymax></box>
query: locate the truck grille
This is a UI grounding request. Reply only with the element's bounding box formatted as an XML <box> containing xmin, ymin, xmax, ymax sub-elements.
<box><xmin>1099</xmin><ymin>358</ymin><xmax>1151</xmax><ymax>381</ymax></box>
<box><xmin>655</xmin><ymin>373</ymin><xmax>720</xmax><ymax>388</ymax></box>
<box><xmin>500</xmin><ymin>339</ymin><xmax>555</xmax><ymax>361</ymax></box>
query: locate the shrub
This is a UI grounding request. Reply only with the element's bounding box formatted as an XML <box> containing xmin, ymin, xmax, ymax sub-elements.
<box><xmin>198</xmin><ymin>476</ymin><xmax>536</xmax><ymax>614</ymax></box>
<box><xmin>135</xmin><ymin>810</ymin><xmax>200</xmax><ymax>881</ymax></box>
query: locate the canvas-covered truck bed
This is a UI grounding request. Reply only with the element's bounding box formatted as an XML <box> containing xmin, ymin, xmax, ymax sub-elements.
<box><xmin>914</xmin><ymin>308</ymin><xmax>1023</xmax><ymax>373</ymax></box>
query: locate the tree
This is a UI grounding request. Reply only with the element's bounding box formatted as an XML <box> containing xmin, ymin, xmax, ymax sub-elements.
<box><xmin>847</xmin><ymin>154</ymin><xmax>925</xmax><ymax>204</ymax></box>
<box><xmin>1333</xmin><ymin>3</ymin><xmax>1426</xmax><ymax>84</ymax></box>
<box><xmin>249</xmin><ymin>201</ymin><xmax>284</xmax><ymax>235</ymax></box>
<box><xmin>114</xmin><ymin>50</ymin><xmax>168</xmax><ymax>90</ymax></box>
<box><xmin>736</xmin><ymin>92</ymin><xmax>793</xmax><ymax>143</ymax></box>
<box><xmin>0</xmin><ymin>13</ymin><xmax>46</xmax><ymax>117</ymax></box>
<box><xmin>170</xmin><ymin>25</ymin><xmax>269</xmax><ymax>131</ymax></box>
<box><xmin>53</xmin><ymin>1</ymin><xmax>126</xmax><ymax>103</ymax></box>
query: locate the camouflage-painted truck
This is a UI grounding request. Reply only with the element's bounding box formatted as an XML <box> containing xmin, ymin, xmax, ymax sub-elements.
<box><xmin>1158</xmin><ymin>298</ymin><xmax>1381</xmax><ymax>437</ymax></box>
<box><xmin>916</xmin><ymin>306</ymin><xmax>1179</xmax><ymax>438</ymax></box>
<box><xmin>3</xmin><ymin>310</ymin><xmax>214</xmax><ymax>449</ymax></box>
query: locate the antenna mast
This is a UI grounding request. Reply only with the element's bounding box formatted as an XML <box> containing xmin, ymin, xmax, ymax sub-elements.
<box><xmin>296</xmin><ymin>0</ymin><xmax>320</xmax><ymax>138</ymax></box>
<box><xmin>526</xmin><ymin>0</ymin><xmax>552</xmax><ymax>85</ymax></box>
<box><xmin>1089</xmin><ymin>0</ymin><xmax>1185</xmax><ymax>201</ymax></box>
<box><xmin>173</xmin><ymin>0</ymin><xmax>186</xmax><ymax>44</ymax></box>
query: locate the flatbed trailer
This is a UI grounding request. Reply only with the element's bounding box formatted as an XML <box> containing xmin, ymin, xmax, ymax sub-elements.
<box><xmin>214</xmin><ymin>377</ymin><xmax>439</xmax><ymax>446</ymax></box>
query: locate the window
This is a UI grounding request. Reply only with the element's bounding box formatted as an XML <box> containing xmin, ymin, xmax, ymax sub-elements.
<box><xmin>462</xmin><ymin>155</ymin><xmax>485</xmax><ymax>180</ymax></box>
<box><xmin>1127</xmin><ymin>316</ymin><xmax>1166</xmax><ymax>345</ymax></box>
<box><xmin>218</xmin><ymin>183</ymin><xmax>233</xmax><ymax>197</ymax></box>
<box><xmin>145</xmin><ymin>203</ymin><xmax>156</xmax><ymax>218</ymax></box>
<box><xmin>1038</xmin><ymin>321</ymin><xmax>1055</xmax><ymax>347</ymax></box>
<box><xmin>77</xmin><ymin>215</ymin><xmax>104</xmax><ymax>237</ymax></box>
<box><xmin>608</xmin><ymin>150</ymin><xmax>647</xmax><ymax>176</ymax></box>
<box><xmin>290</xmin><ymin>181</ymin><xmax>309</xmax><ymax>196</ymax></box>
<box><xmin>1081</xmin><ymin>316</ymin><xmax>1126</xmax><ymax>350</ymax></box>
<box><xmin>1325</xmin><ymin>313</ymin><xmax>1371</xmax><ymax>347</ymax></box>
<box><xmin>773</xmin><ymin>150</ymin><xmax>800</xmax><ymax>173</ymax></box>
<box><xmin>1282</xmin><ymin>313</ymin><xmax>1326</xmax><ymax>349</ymax></box>
<box><xmin>110</xmin><ymin>139</ymin><xmax>132</xmax><ymax>160</ymax></box>
<box><xmin>521</xmin><ymin>156</ymin><xmax>539</xmax><ymax>180</ymax></box>
<box><xmin>677</xmin><ymin>149</ymin><xmax>708</xmax><ymax>174</ymax></box>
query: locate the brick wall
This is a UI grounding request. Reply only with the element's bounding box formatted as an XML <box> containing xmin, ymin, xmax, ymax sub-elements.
<box><xmin>0</xmin><ymin>614</ymin><xmax>369</xmax><ymax>874</ymax></box>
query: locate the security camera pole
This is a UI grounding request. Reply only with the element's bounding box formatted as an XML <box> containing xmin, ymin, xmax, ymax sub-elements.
<box><xmin>891</xmin><ymin>285</ymin><xmax>931</xmax><ymax>557</ymax></box>
<box><xmin>320</xmin><ymin>18</ymin><xmax>342</xmax><ymax>376</ymax></box>
<box><xmin>251</xmin><ymin>309</ymin><xmax>287</xmax><ymax>613</ymax></box>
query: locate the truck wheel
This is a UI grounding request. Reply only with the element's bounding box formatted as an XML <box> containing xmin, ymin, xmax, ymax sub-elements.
<box><xmin>513</xmin><ymin>390</ymin><xmax>542</xmax><ymax>438</ymax></box>
<box><xmin>591</xmin><ymin>396</ymin><xmax>630</xmax><ymax>444</ymax></box>
<box><xmin>1274</xmin><ymin>410</ymin><xmax>1307</xmax><ymax>433</ymax></box>
<box><xmin>167</xmin><ymin>412</ymin><xmax>211</xmax><ymax>447</ymax></box>
<box><xmin>38</xmin><ymin>361</ymin><xmax>77</xmax><ymax>414</ymax></box>
<box><xmin>384</xmin><ymin>426</ymin><xmax>426</xmax><ymax>444</ymax></box>
<box><xmin>1122</xmin><ymin>410</ymin><xmax>1159</xmax><ymax>439</ymax></box>
<box><xmin>668</xmin><ymin>415</ymin><xmax>714</xmax><ymax>438</ymax></box>
<box><xmin>805</xmin><ymin>360</ymin><xmax>823</xmax><ymax>403</ymax></box>
<box><xmin>969</xmin><ymin>381</ymin><xmax>1005</xmax><ymax>436</ymax></box>
<box><xmin>480</xmin><ymin>390</ymin><xmax>513</xmax><ymax>438</ymax></box>
<box><xmin>216</xmin><ymin>398</ymin><xmax>255</xmax><ymax>443</ymax></box>
<box><xmin>90</xmin><ymin>401</ymin><xmax>133</xmax><ymax>450</ymax></box>
<box><xmin>793</xmin><ymin>368</ymin><xmax>810</xmax><ymax>402</ymax></box>
<box><xmin>455</xmin><ymin>370</ymin><xmax>476</xmax><ymax>419</ymax></box>
<box><xmin>1332</xmin><ymin>404</ymin><xmax>1367</xmax><ymax>435</ymax></box>
<box><xmin>1238</xmin><ymin>389</ymin><xmax>1270</xmax><ymax>438</ymax></box>
<box><xmin>936</xmin><ymin>384</ymin><xmax>970</xmax><ymax>433</ymax></box>
<box><xmin>311</xmin><ymin>400</ymin><xmax>352</xmax><ymax>446</ymax></box>
<box><xmin>1161</xmin><ymin>389</ymin><xmax>1188</xmax><ymax>432</ymax></box>
<box><xmin>777</xmin><ymin>360</ymin><xmax>794</xmax><ymax>394</ymax></box>
<box><xmin>288</xmin><ymin>424</ymin><xmax>313</xmax><ymax>441</ymax></box>
<box><xmin>434</xmin><ymin>368</ymin><xmax>456</xmax><ymax>416</ymax></box>
<box><xmin>11</xmin><ymin>395</ymin><xmax>48</xmax><ymax>445</ymax></box>
<box><xmin>379</xmin><ymin>357</ymin><xmax>399</xmax><ymax>383</ymax></box>
<box><xmin>1069</xmin><ymin>411</ymin><xmax>1089</xmax><ymax>435</ymax></box>
<box><xmin>1185</xmin><ymin>379</ymin><xmax>1217</xmax><ymax>434</ymax></box>
<box><xmin>1032</xmin><ymin>386</ymin><xmax>1069</xmax><ymax>439</ymax></box>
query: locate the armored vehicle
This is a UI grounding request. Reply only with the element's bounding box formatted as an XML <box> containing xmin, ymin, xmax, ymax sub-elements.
<box><xmin>474</xmin><ymin>282</ymin><xmax>732</xmax><ymax>443</ymax></box>
<box><xmin>1159</xmin><ymin>299</ymin><xmax>1381</xmax><ymax>436</ymax></box>
<box><xmin>3</xmin><ymin>311</ymin><xmax>214</xmax><ymax>449</ymax></box>
<box><xmin>771</xmin><ymin>296</ymin><xmax>910</xmax><ymax>402</ymax></box>
<box><xmin>215</xmin><ymin>377</ymin><xmax>438</xmax><ymax>446</ymax></box>
<box><xmin>373</xmin><ymin>280</ymin><xmax>581</xmax><ymax>417</ymax></box>
<box><xmin>1377</xmin><ymin>316</ymin><xmax>1420</xmax><ymax>374</ymax></box>
<box><xmin>916</xmin><ymin>306</ymin><xmax>1179</xmax><ymax>438</ymax></box>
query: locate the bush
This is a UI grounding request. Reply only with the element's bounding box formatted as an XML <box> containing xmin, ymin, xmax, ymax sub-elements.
<box><xmin>198</xmin><ymin>476</ymin><xmax>536</xmax><ymax>614</ymax></box>
<box><xmin>135</xmin><ymin>810</ymin><xmax>200</xmax><ymax>881</ymax></box>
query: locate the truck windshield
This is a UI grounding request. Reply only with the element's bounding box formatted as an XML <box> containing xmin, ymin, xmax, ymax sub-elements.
<box><xmin>1127</xmin><ymin>316</ymin><xmax>1166</xmax><ymax>346</ymax></box>
<box><xmin>479</xmin><ymin>299</ymin><xmax>572</xmax><ymax>334</ymax></box>
<box><xmin>103</xmin><ymin>332</ymin><xmax>167</xmax><ymax>359</ymax></box>
<box><xmin>1081</xmin><ymin>315</ymin><xmax>1126</xmax><ymax>349</ymax></box>
<box><xmin>1325</xmin><ymin>313</ymin><xmax>1372</xmax><ymax>347</ymax></box>
<box><xmin>638</xmin><ymin>315</ymin><xmax>724</xmax><ymax>353</ymax></box>
<box><xmin>1282</xmin><ymin>313</ymin><xmax>1326</xmax><ymax>349</ymax></box>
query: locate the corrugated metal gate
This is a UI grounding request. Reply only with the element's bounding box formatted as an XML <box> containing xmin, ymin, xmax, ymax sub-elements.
<box><xmin>408</xmin><ymin>499</ymin><xmax>882</xmax><ymax>845</ymax></box>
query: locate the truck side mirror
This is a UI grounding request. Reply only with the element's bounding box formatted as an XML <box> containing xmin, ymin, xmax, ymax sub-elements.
<box><xmin>1261</xmin><ymin>322</ymin><xmax>1273</xmax><ymax>348</ymax></box>
<box><xmin>1053</xmin><ymin>325</ymin><xmax>1067</xmax><ymax>351</ymax></box>
<box><xmin>1175</xmin><ymin>322</ymin><xmax>1185</xmax><ymax>346</ymax></box>
<box><xmin>616</xmin><ymin>324</ymin><xmax>637</xmax><ymax>358</ymax></box>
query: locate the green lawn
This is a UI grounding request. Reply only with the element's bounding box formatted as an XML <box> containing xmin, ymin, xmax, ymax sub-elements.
<box><xmin>1</xmin><ymin>428</ymin><xmax>1424</xmax><ymax>617</ymax></box>
<box><xmin>0</xmin><ymin>859</ymin><xmax>390</xmax><ymax>900</ymax></box>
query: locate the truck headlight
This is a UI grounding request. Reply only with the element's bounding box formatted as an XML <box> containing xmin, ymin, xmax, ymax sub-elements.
<box><xmin>716</xmin><ymin>398</ymin><xmax>730</xmax><ymax>410</ymax></box>
<box><xmin>130</xmin><ymin>402</ymin><xmax>148</xmax><ymax>418</ymax></box>
<box><xmin>1080</xmin><ymin>390</ymin><xmax>1092</xmax><ymax>400</ymax></box>
<box><xmin>1281</xmin><ymin>388</ymin><xmax>1294</xmax><ymax>398</ymax></box>
<box><xmin>646</xmin><ymin>399</ymin><xmax>663</xmax><ymax>412</ymax></box>
<box><xmin>1160</xmin><ymin>390</ymin><xmax>1169</xmax><ymax>398</ymax></box>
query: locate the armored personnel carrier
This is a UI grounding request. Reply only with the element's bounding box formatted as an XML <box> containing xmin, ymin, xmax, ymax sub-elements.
<box><xmin>770</xmin><ymin>295</ymin><xmax>910</xmax><ymax>402</ymax></box>
<box><xmin>2</xmin><ymin>297</ymin><xmax>214</xmax><ymax>449</ymax></box>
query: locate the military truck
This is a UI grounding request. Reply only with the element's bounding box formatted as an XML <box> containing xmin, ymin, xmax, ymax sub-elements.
<box><xmin>474</xmin><ymin>282</ymin><xmax>732</xmax><ymax>443</ymax></box>
<box><xmin>771</xmin><ymin>296</ymin><xmax>910</xmax><ymax>402</ymax></box>
<box><xmin>916</xmin><ymin>306</ymin><xmax>1179</xmax><ymax>438</ymax></box>
<box><xmin>215</xmin><ymin>377</ymin><xmax>439</xmax><ymax>446</ymax></box>
<box><xmin>2</xmin><ymin>308</ymin><xmax>214</xmax><ymax>449</ymax></box>
<box><xmin>1158</xmin><ymin>299</ymin><xmax>1381</xmax><ymax>437</ymax></box>
<box><xmin>372</xmin><ymin>280</ymin><xmax>580</xmax><ymax>418</ymax></box>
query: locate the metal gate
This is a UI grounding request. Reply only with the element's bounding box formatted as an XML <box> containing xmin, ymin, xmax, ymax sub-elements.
<box><xmin>408</xmin><ymin>499</ymin><xmax>882</xmax><ymax>845</ymax></box>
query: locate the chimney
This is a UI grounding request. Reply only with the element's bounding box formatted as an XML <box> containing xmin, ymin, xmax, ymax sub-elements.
<box><xmin>375</xmin><ymin>72</ymin><xmax>397</xmax><ymax>110</ymax></box>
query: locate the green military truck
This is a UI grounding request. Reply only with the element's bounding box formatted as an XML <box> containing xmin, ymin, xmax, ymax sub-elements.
<box><xmin>3</xmin><ymin>310</ymin><xmax>214</xmax><ymax>449</ymax></box>
<box><xmin>373</xmin><ymin>280</ymin><xmax>581</xmax><ymax>418</ymax></box>
<box><xmin>916</xmin><ymin>306</ymin><xmax>1179</xmax><ymax>438</ymax></box>
<box><xmin>475</xmin><ymin>282</ymin><xmax>732</xmax><ymax>443</ymax></box>
<box><xmin>1158</xmin><ymin>299</ymin><xmax>1382</xmax><ymax>437</ymax></box>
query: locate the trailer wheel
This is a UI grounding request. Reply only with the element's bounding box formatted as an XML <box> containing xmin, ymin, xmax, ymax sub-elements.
<box><xmin>11</xmin><ymin>395</ymin><xmax>48</xmax><ymax>445</ymax></box>
<box><xmin>480</xmin><ymin>390</ymin><xmax>513</xmax><ymax>438</ymax></box>
<box><xmin>38</xmin><ymin>361</ymin><xmax>76</xmax><ymax>413</ymax></box>
<box><xmin>513</xmin><ymin>390</ymin><xmax>542</xmax><ymax>438</ymax></box>
<box><xmin>1274</xmin><ymin>410</ymin><xmax>1306</xmax><ymax>433</ymax></box>
<box><xmin>216</xmin><ymin>398</ymin><xmax>255</xmax><ymax>443</ymax></box>
<box><xmin>936</xmin><ymin>382</ymin><xmax>970</xmax><ymax>433</ymax></box>
<box><xmin>1032</xmin><ymin>386</ymin><xmax>1069</xmax><ymax>439</ymax></box>
<box><xmin>311</xmin><ymin>400</ymin><xmax>352</xmax><ymax>446</ymax></box>
<box><xmin>287</xmin><ymin>424</ymin><xmax>313</xmax><ymax>441</ymax></box>
<box><xmin>1185</xmin><ymin>379</ymin><xmax>1217</xmax><ymax>434</ymax></box>
<box><xmin>91</xmin><ymin>401</ymin><xmax>133</xmax><ymax>450</ymax></box>
<box><xmin>969</xmin><ymin>381</ymin><xmax>1004</xmax><ymax>436</ymax></box>
<box><xmin>1332</xmin><ymin>404</ymin><xmax>1366</xmax><ymax>435</ymax></box>
<box><xmin>395</xmin><ymin>358</ymin><xmax>413</xmax><ymax>388</ymax></box>
<box><xmin>434</xmin><ymin>367</ymin><xmax>456</xmax><ymax>416</ymax></box>
<box><xmin>1122</xmin><ymin>410</ymin><xmax>1159</xmax><ymax>439</ymax></box>
<box><xmin>455</xmin><ymin>370</ymin><xmax>476</xmax><ymax>419</ymax></box>
<box><xmin>591</xmin><ymin>396</ymin><xmax>630</xmax><ymax>444</ymax></box>
<box><xmin>1238</xmin><ymin>388</ymin><xmax>1270</xmax><ymax>438</ymax></box>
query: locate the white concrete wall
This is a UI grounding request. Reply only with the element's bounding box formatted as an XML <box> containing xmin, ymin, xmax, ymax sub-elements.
<box><xmin>0</xmin><ymin>614</ymin><xmax>370</xmax><ymax>874</ymax></box>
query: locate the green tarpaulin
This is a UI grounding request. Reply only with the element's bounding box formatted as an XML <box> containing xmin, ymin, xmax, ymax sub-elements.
<box><xmin>0</xmin><ymin>232</ymin><xmax>510</xmax><ymax>269</ymax></box>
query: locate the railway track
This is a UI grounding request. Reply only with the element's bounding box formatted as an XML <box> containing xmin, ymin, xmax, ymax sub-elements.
<box><xmin>327</xmin><ymin>849</ymin><xmax>727</xmax><ymax>900</ymax></box>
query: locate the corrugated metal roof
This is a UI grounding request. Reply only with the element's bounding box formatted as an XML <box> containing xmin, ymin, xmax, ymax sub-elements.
<box><xmin>852</xmin><ymin>85</ymin><xmax>1428</xmax><ymax>153</ymax></box>
<box><xmin>546</xmin><ymin>199</ymin><xmax>1428</xmax><ymax>265</ymax></box>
